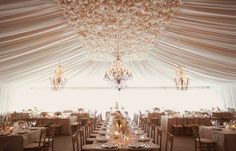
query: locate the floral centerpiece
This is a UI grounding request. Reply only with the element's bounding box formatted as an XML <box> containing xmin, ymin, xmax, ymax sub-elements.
<box><xmin>153</xmin><ymin>107</ymin><xmax>160</xmax><ymax>112</ymax></box>
<box><xmin>54</xmin><ymin>111</ymin><xmax>62</xmax><ymax>117</ymax></box>
<box><xmin>228</xmin><ymin>121</ymin><xmax>236</xmax><ymax>131</ymax></box>
<box><xmin>16</xmin><ymin>120</ymin><xmax>25</xmax><ymax>130</ymax></box>
<box><xmin>40</xmin><ymin>112</ymin><xmax>48</xmax><ymax>117</ymax></box>
<box><xmin>111</xmin><ymin>111</ymin><xmax>129</xmax><ymax>138</ymax></box>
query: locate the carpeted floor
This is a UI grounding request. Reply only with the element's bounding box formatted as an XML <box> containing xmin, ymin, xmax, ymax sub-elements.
<box><xmin>54</xmin><ymin>133</ymin><xmax>195</xmax><ymax>151</ymax></box>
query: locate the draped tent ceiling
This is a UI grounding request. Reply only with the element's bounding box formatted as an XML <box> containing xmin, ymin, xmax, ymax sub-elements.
<box><xmin>0</xmin><ymin>0</ymin><xmax>236</xmax><ymax>88</ymax></box>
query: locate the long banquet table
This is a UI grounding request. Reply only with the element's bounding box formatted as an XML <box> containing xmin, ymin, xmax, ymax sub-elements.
<box><xmin>199</xmin><ymin>126</ymin><xmax>236</xmax><ymax>151</ymax></box>
<box><xmin>82</xmin><ymin>122</ymin><xmax>160</xmax><ymax>151</ymax></box>
<box><xmin>83</xmin><ymin>139</ymin><xmax>160</xmax><ymax>151</ymax></box>
<box><xmin>0</xmin><ymin>127</ymin><xmax>43</xmax><ymax>151</ymax></box>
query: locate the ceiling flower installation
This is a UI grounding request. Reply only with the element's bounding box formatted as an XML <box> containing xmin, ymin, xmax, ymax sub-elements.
<box><xmin>56</xmin><ymin>0</ymin><xmax>181</xmax><ymax>61</ymax></box>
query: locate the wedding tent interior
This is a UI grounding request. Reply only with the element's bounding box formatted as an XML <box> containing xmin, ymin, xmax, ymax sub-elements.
<box><xmin>0</xmin><ymin>0</ymin><xmax>236</xmax><ymax>151</ymax></box>
<box><xmin>0</xmin><ymin>0</ymin><xmax>235</xmax><ymax>114</ymax></box>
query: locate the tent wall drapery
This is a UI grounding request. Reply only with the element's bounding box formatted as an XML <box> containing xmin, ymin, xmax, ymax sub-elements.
<box><xmin>0</xmin><ymin>0</ymin><xmax>236</xmax><ymax>113</ymax></box>
<box><xmin>0</xmin><ymin>87</ymin><xmax>223</xmax><ymax>116</ymax></box>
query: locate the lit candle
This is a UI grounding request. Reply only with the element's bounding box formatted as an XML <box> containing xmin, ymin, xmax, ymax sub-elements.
<box><xmin>9</xmin><ymin>127</ymin><xmax>13</xmax><ymax>133</ymax></box>
<box><xmin>114</xmin><ymin>131</ymin><xmax>120</xmax><ymax>139</ymax></box>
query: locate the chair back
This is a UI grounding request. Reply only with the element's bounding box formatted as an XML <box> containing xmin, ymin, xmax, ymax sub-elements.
<box><xmin>175</xmin><ymin>117</ymin><xmax>183</xmax><ymax>126</ymax></box>
<box><xmin>156</xmin><ymin>127</ymin><xmax>162</xmax><ymax>150</ymax></box>
<box><xmin>187</xmin><ymin>117</ymin><xmax>194</xmax><ymax>126</ymax></box>
<box><xmin>72</xmin><ymin>132</ymin><xmax>79</xmax><ymax>151</ymax></box>
<box><xmin>182</xmin><ymin>116</ymin><xmax>188</xmax><ymax>126</ymax></box>
<box><xmin>165</xmin><ymin>132</ymin><xmax>174</xmax><ymax>151</ymax></box>
<box><xmin>46</xmin><ymin>125</ymin><xmax>57</xmax><ymax>140</ymax></box>
<box><xmin>79</xmin><ymin>127</ymin><xmax>85</xmax><ymax>150</ymax></box>
<box><xmin>39</xmin><ymin>128</ymin><xmax>47</xmax><ymax>148</ymax></box>
<box><xmin>150</xmin><ymin>124</ymin><xmax>156</xmax><ymax>142</ymax></box>
<box><xmin>71</xmin><ymin>123</ymin><xmax>79</xmax><ymax>135</ymax></box>
<box><xmin>193</xmin><ymin>116</ymin><xmax>200</xmax><ymax>126</ymax></box>
<box><xmin>192</xmin><ymin>125</ymin><xmax>200</xmax><ymax>140</ymax></box>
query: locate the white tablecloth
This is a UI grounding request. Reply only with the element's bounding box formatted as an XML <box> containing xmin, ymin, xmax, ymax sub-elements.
<box><xmin>0</xmin><ymin>127</ymin><xmax>42</xmax><ymax>151</ymax></box>
<box><xmin>199</xmin><ymin>126</ymin><xmax>236</xmax><ymax>151</ymax></box>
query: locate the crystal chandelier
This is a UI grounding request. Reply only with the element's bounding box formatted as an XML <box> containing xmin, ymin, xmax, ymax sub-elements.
<box><xmin>50</xmin><ymin>64</ymin><xmax>66</xmax><ymax>90</ymax></box>
<box><xmin>173</xmin><ymin>66</ymin><xmax>190</xmax><ymax>90</ymax></box>
<box><xmin>104</xmin><ymin>12</ymin><xmax>133</xmax><ymax>91</ymax></box>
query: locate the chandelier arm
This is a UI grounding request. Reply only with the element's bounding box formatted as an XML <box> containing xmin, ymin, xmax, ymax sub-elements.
<box><xmin>116</xmin><ymin>10</ymin><xmax>120</xmax><ymax>60</ymax></box>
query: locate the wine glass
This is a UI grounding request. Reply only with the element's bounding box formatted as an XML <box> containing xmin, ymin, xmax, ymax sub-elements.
<box><xmin>32</xmin><ymin>120</ymin><xmax>36</xmax><ymax>127</ymax></box>
<box><xmin>139</xmin><ymin>134</ymin><xmax>145</xmax><ymax>142</ymax></box>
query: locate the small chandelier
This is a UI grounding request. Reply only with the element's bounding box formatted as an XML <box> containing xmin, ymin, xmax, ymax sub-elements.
<box><xmin>50</xmin><ymin>64</ymin><xmax>66</xmax><ymax>90</ymax></box>
<box><xmin>104</xmin><ymin>12</ymin><xmax>133</xmax><ymax>91</ymax></box>
<box><xmin>173</xmin><ymin>65</ymin><xmax>190</xmax><ymax>90</ymax></box>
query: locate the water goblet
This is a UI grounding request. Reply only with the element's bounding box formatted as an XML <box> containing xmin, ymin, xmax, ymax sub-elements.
<box><xmin>32</xmin><ymin>120</ymin><xmax>36</xmax><ymax>127</ymax></box>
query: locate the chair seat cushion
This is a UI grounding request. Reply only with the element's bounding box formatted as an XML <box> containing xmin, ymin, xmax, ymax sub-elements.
<box><xmin>87</xmin><ymin>137</ymin><xmax>95</xmax><ymax>142</ymax></box>
<box><xmin>35</xmin><ymin>138</ymin><xmax>53</xmax><ymax>143</ymax></box>
<box><xmin>183</xmin><ymin>125</ymin><xmax>192</xmax><ymax>128</ymax></box>
<box><xmin>172</xmin><ymin>125</ymin><xmax>182</xmax><ymax>127</ymax></box>
<box><xmin>90</xmin><ymin>133</ymin><xmax>97</xmax><ymax>137</ymax></box>
<box><xmin>86</xmin><ymin>138</ymin><xmax>95</xmax><ymax>144</ymax></box>
<box><xmin>95</xmin><ymin>128</ymin><xmax>101</xmax><ymax>131</ymax></box>
<box><xmin>93</xmin><ymin>130</ymin><xmax>99</xmax><ymax>134</ymax></box>
<box><xmin>24</xmin><ymin>143</ymin><xmax>43</xmax><ymax>149</ymax></box>
<box><xmin>196</xmin><ymin>138</ymin><xmax>215</xmax><ymax>144</ymax></box>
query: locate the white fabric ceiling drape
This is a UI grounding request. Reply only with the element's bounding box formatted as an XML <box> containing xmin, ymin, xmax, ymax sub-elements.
<box><xmin>0</xmin><ymin>0</ymin><xmax>235</xmax><ymax>86</ymax></box>
<box><xmin>0</xmin><ymin>0</ymin><xmax>236</xmax><ymax>112</ymax></box>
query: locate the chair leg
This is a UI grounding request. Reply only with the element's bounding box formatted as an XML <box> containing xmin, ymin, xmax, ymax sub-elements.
<box><xmin>52</xmin><ymin>140</ymin><xmax>54</xmax><ymax>151</ymax></box>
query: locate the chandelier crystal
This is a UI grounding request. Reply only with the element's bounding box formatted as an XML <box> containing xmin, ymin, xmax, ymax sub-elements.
<box><xmin>50</xmin><ymin>64</ymin><xmax>66</xmax><ymax>90</ymax></box>
<box><xmin>173</xmin><ymin>66</ymin><xmax>190</xmax><ymax>90</ymax></box>
<box><xmin>104</xmin><ymin>12</ymin><xmax>133</xmax><ymax>91</ymax></box>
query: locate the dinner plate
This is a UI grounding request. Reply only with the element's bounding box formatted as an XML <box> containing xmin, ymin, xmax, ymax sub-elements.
<box><xmin>95</xmin><ymin>137</ymin><xmax>108</xmax><ymax>143</ymax></box>
<box><xmin>137</xmin><ymin>137</ymin><xmax>150</xmax><ymax>142</ymax></box>
<box><xmin>101</xmin><ymin>143</ymin><xmax>118</xmax><ymax>149</ymax></box>
<box><xmin>128</xmin><ymin>143</ymin><xmax>145</xmax><ymax>148</ymax></box>
<box><xmin>98</xmin><ymin>131</ymin><xmax>106</xmax><ymax>135</ymax></box>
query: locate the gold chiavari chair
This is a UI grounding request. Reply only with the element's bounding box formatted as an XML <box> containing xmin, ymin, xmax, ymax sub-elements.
<box><xmin>44</xmin><ymin>125</ymin><xmax>57</xmax><ymax>151</ymax></box>
<box><xmin>24</xmin><ymin>128</ymin><xmax>48</xmax><ymax>151</ymax></box>
<box><xmin>72</xmin><ymin>132</ymin><xmax>79</xmax><ymax>151</ymax></box>
<box><xmin>192</xmin><ymin>125</ymin><xmax>216</xmax><ymax>151</ymax></box>
<box><xmin>156</xmin><ymin>127</ymin><xmax>162</xmax><ymax>151</ymax></box>
<box><xmin>165</xmin><ymin>132</ymin><xmax>174</xmax><ymax>151</ymax></box>
<box><xmin>150</xmin><ymin>124</ymin><xmax>156</xmax><ymax>143</ymax></box>
<box><xmin>183</xmin><ymin>116</ymin><xmax>193</xmax><ymax>135</ymax></box>
<box><xmin>171</xmin><ymin>117</ymin><xmax>183</xmax><ymax>135</ymax></box>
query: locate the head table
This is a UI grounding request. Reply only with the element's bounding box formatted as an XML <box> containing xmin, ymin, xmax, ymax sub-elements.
<box><xmin>82</xmin><ymin>115</ymin><xmax>160</xmax><ymax>151</ymax></box>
